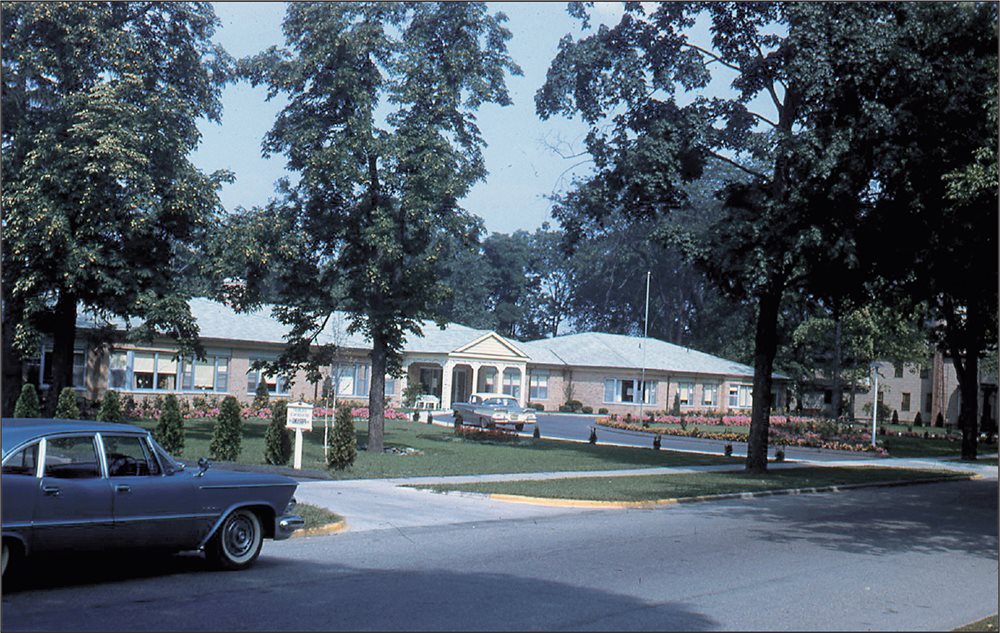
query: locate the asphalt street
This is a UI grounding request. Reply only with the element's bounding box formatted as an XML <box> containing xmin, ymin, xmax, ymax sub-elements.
<box><xmin>3</xmin><ymin>477</ymin><xmax>997</xmax><ymax>631</ymax></box>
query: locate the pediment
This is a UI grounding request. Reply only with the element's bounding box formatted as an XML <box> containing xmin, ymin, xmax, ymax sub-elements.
<box><xmin>451</xmin><ymin>332</ymin><xmax>529</xmax><ymax>360</ymax></box>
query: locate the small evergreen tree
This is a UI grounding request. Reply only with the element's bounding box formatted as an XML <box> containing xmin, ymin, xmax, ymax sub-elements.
<box><xmin>891</xmin><ymin>409</ymin><xmax>899</xmax><ymax>425</ymax></box>
<box><xmin>155</xmin><ymin>394</ymin><xmax>185</xmax><ymax>455</ymax></box>
<box><xmin>328</xmin><ymin>403</ymin><xmax>357</xmax><ymax>470</ymax></box>
<box><xmin>671</xmin><ymin>393</ymin><xmax>681</xmax><ymax>416</ymax></box>
<box><xmin>97</xmin><ymin>390</ymin><xmax>123</xmax><ymax>423</ymax></box>
<box><xmin>14</xmin><ymin>384</ymin><xmax>40</xmax><ymax>418</ymax></box>
<box><xmin>913</xmin><ymin>412</ymin><xmax>923</xmax><ymax>427</ymax></box>
<box><xmin>54</xmin><ymin>387</ymin><xmax>80</xmax><ymax>419</ymax></box>
<box><xmin>210</xmin><ymin>396</ymin><xmax>243</xmax><ymax>461</ymax></box>
<box><xmin>264</xmin><ymin>400</ymin><xmax>292</xmax><ymax>465</ymax></box>
<box><xmin>935</xmin><ymin>411</ymin><xmax>945</xmax><ymax>428</ymax></box>
<box><xmin>253</xmin><ymin>380</ymin><xmax>270</xmax><ymax>410</ymax></box>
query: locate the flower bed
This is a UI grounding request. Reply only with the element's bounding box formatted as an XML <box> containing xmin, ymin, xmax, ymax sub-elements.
<box><xmin>597</xmin><ymin>417</ymin><xmax>888</xmax><ymax>455</ymax></box>
<box><xmin>122</xmin><ymin>397</ymin><xmax>408</xmax><ymax>423</ymax></box>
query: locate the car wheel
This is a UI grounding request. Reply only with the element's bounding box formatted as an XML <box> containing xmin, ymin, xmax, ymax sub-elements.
<box><xmin>515</xmin><ymin>424</ymin><xmax>524</xmax><ymax>432</ymax></box>
<box><xmin>207</xmin><ymin>508</ymin><xmax>263</xmax><ymax>571</ymax></box>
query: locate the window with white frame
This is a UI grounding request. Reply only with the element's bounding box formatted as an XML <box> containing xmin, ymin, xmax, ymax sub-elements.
<box><xmin>502</xmin><ymin>368</ymin><xmax>521</xmax><ymax>398</ymax></box>
<box><xmin>677</xmin><ymin>382</ymin><xmax>695</xmax><ymax>406</ymax></box>
<box><xmin>702</xmin><ymin>383</ymin><xmax>718</xmax><ymax>406</ymax></box>
<box><xmin>604</xmin><ymin>378</ymin><xmax>656</xmax><ymax>404</ymax></box>
<box><xmin>247</xmin><ymin>357</ymin><xmax>289</xmax><ymax>395</ymax></box>
<box><xmin>728</xmin><ymin>383</ymin><xmax>752</xmax><ymax>408</ymax></box>
<box><xmin>331</xmin><ymin>361</ymin><xmax>369</xmax><ymax>398</ymax></box>
<box><xmin>529</xmin><ymin>370</ymin><xmax>549</xmax><ymax>400</ymax></box>
<box><xmin>26</xmin><ymin>344</ymin><xmax>87</xmax><ymax>389</ymax></box>
<box><xmin>109</xmin><ymin>350</ymin><xmax>230</xmax><ymax>393</ymax></box>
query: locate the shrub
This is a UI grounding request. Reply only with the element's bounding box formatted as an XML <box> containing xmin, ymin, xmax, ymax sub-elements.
<box><xmin>913</xmin><ymin>412</ymin><xmax>923</xmax><ymax>427</ymax></box>
<box><xmin>412</xmin><ymin>410</ymin><xmax>420</xmax><ymax>422</ymax></box>
<box><xmin>210</xmin><ymin>396</ymin><xmax>243</xmax><ymax>461</ymax></box>
<box><xmin>97</xmin><ymin>390</ymin><xmax>123</xmax><ymax>423</ymax></box>
<box><xmin>652</xmin><ymin>435</ymin><xmax>661</xmax><ymax>450</ymax></box>
<box><xmin>264</xmin><ymin>401</ymin><xmax>291</xmax><ymax>465</ymax></box>
<box><xmin>530</xmin><ymin>402</ymin><xmax>545</xmax><ymax>411</ymax></box>
<box><xmin>588</xmin><ymin>427</ymin><xmax>597</xmax><ymax>444</ymax></box>
<box><xmin>671</xmin><ymin>393</ymin><xmax>681</xmax><ymax>416</ymax></box>
<box><xmin>565</xmin><ymin>399</ymin><xmax>583</xmax><ymax>413</ymax></box>
<box><xmin>935</xmin><ymin>412</ymin><xmax>945</xmax><ymax>427</ymax></box>
<box><xmin>328</xmin><ymin>404</ymin><xmax>358</xmax><ymax>469</ymax></box>
<box><xmin>558</xmin><ymin>404</ymin><xmax>570</xmax><ymax>413</ymax></box>
<box><xmin>121</xmin><ymin>394</ymin><xmax>138</xmax><ymax>420</ymax></box>
<box><xmin>253</xmin><ymin>381</ymin><xmax>270</xmax><ymax>409</ymax></box>
<box><xmin>14</xmin><ymin>384</ymin><xmax>40</xmax><ymax>418</ymax></box>
<box><xmin>427</xmin><ymin>412</ymin><xmax>433</xmax><ymax>425</ymax></box>
<box><xmin>891</xmin><ymin>409</ymin><xmax>899</xmax><ymax>425</ymax></box>
<box><xmin>724</xmin><ymin>443</ymin><xmax>733</xmax><ymax>457</ymax></box>
<box><xmin>598</xmin><ymin>407</ymin><xmax>608</xmax><ymax>415</ymax></box>
<box><xmin>402</xmin><ymin>383</ymin><xmax>423</xmax><ymax>408</ymax></box>
<box><xmin>532</xmin><ymin>425</ymin><xmax>540</xmax><ymax>439</ymax></box>
<box><xmin>775</xmin><ymin>448</ymin><xmax>785</xmax><ymax>462</ymax></box>
<box><xmin>54</xmin><ymin>387</ymin><xmax>80</xmax><ymax>419</ymax></box>
<box><xmin>155</xmin><ymin>394</ymin><xmax>185</xmax><ymax>455</ymax></box>
<box><xmin>582</xmin><ymin>406</ymin><xmax>593</xmax><ymax>414</ymax></box>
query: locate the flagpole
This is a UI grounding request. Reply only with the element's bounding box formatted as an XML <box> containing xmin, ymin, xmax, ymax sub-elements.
<box><xmin>639</xmin><ymin>271</ymin><xmax>650</xmax><ymax>420</ymax></box>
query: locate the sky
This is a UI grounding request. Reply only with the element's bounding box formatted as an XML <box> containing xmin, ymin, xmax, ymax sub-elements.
<box><xmin>191</xmin><ymin>2</ymin><xmax>745</xmax><ymax>236</ymax></box>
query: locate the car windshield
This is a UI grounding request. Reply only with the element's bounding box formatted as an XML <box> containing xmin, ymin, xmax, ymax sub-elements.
<box><xmin>483</xmin><ymin>398</ymin><xmax>517</xmax><ymax>407</ymax></box>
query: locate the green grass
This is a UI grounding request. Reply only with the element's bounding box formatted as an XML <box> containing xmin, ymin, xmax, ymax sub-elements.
<box><xmin>880</xmin><ymin>435</ymin><xmax>998</xmax><ymax>458</ymax></box>
<box><xmin>411</xmin><ymin>467</ymin><xmax>968</xmax><ymax>502</ymax></box>
<box><xmin>295</xmin><ymin>502</ymin><xmax>343</xmax><ymax>530</ymax></box>
<box><xmin>133</xmin><ymin>417</ymin><xmax>736</xmax><ymax>479</ymax></box>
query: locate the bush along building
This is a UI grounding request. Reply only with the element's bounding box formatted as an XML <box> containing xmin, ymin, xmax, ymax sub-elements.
<box><xmin>21</xmin><ymin>298</ymin><xmax>790</xmax><ymax>416</ymax></box>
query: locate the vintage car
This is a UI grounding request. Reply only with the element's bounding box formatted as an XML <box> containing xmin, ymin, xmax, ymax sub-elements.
<box><xmin>452</xmin><ymin>392</ymin><xmax>538</xmax><ymax>431</ymax></box>
<box><xmin>1</xmin><ymin>418</ymin><xmax>304</xmax><ymax>578</ymax></box>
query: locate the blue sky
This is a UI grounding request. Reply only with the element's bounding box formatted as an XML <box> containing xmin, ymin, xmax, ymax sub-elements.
<box><xmin>191</xmin><ymin>3</ymin><xmax>744</xmax><ymax>235</ymax></box>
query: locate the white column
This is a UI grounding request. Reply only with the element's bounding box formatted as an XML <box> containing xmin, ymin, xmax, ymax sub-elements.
<box><xmin>441</xmin><ymin>360</ymin><xmax>454</xmax><ymax>410</ymax></box>
<box><xmin>519</xmin><ymin>364</ymin><xmax>528</xmax><ymax>407</ymax></box>
<box><xmin>471</xmin><ymin>364</ymin><xmax>480</xmax><ymax>395</ymax></box>
<box><xmin>398</xmin><ymin>363</ymin><xmax>410</xmax><ymax>407</ymax></box>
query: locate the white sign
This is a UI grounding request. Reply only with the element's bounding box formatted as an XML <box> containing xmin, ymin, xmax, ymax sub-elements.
<box><xmin>286</xmin><ymin>402</ymin><xmax>314</xmax><ymax>431</ymax></box>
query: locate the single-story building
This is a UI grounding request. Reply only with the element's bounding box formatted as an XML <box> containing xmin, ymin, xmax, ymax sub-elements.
<box><xmin>22</xmin><ymin>298</ymin><xmax>788</xmax><ymax>416</ymax></box>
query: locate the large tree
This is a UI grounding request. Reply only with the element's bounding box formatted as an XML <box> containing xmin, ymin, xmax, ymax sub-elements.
<box><xmin>239</xmin><ymin>2</ymin><xmax>521</xmax><ymax>452</ymax></box>
<box><xmin>537</xmin><ymin>2</ymin><xmax>904</xmax><ymax>471</ymax></box>
<box><xmin>1</xmin><ymin>2</ymin><xmax>232</xmax><ymax>415</ymax></box>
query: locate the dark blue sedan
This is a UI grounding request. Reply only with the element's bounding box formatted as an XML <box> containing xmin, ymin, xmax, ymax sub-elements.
<box><xmin>1</xmin><ymin>418</ymin><xmax>304</xmax><ymax>577</ymax></box>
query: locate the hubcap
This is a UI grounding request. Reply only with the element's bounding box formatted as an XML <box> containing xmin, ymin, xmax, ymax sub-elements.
<box><xmin>224</xmin><ymin>515</ymin><xmax>255</xmax><ymax>558</ymax></box>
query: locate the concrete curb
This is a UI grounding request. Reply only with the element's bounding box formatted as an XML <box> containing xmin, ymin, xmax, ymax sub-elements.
<box><xmin>481</xmin><ymin>473</ymin><xmax>976</xmax><ymax>509</ymax></box>
<box><xmin>292</xmin><ymin>518</ymin><xmax>348</xmax><ymax>537</ymax></box>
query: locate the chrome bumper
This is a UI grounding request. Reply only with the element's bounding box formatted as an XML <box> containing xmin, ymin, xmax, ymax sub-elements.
<box><xmin>275</xmin><ymin>514</ymin><xmax>305</xmax><ymax>540</ymax></box>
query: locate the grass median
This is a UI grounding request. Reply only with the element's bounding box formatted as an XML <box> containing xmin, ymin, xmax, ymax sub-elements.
<box><xmin>132</xmin><ymin>417</ymin><xmax>737</xmax><ymax>479</ymax></box>
<box><xmin>409</xmin><ymin>466</ymin><xmax>970</xmax><ymax>503</ymax></box>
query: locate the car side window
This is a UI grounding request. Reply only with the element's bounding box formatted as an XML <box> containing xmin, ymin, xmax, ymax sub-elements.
<box><xmin>44</xmin><ymin>436</ymin><xmax>101</xmax><ymax>479</ymax></box>
<box><xmin>2</xmin><ymin>443</ymin><xmax>39</xmax><ymax>476</ymax></box>
<box><xmin>103</xmin><ymin>436</ymin><xmax>161</xmax><ymax>477</ymax></box>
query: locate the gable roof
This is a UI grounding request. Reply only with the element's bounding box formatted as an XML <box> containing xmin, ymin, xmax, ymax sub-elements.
<box><xmin>520</xmin><ymin>331</ymin><xmax>786</xmax><ymax>380</ymax></box>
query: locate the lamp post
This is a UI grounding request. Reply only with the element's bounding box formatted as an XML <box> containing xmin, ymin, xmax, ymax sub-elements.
<box><xmin>638</xmin><ymin>271</ymin><xmax>651</xmax><ymax>421</ymax></box>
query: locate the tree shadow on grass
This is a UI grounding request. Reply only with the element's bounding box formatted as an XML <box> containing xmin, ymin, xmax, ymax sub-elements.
<box><xmin>2</xmin><ymin>550</ymin><xmax>717</xmax><ymax>631</ymax></box>
<box><xmin>691</xmin><ymin>478</ymin><xmax>998</xmax><ymax>559</ymax></box>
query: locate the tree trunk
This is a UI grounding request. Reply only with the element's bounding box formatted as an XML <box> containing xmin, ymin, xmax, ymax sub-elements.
<box><xmin>1</xmin><ymin>300</ymin><xmax>25</xmax><ymax>417</ymax></box>
<box><xmin>367</xmin><ymin>328</ymin><xmax>387</xmax><ymax>453</ymax></box>
<box><xmin>950</xmin><ymin>346</ymin><xmax>981</xmax><ymax>461</ymax></box>
<box><xmin>44</xmin><ymin>292</ymin><xmax>78</xmax><ymax>417</ymax></box>
<box><xmin>831</xmin><ymin>317</ymin><xmax>844</xmax><ymax>419</ymax></box>
<box><xmin>746</xmin><ymin>286</ymin><xmax>782</xmax><ymax>473</ymax></box>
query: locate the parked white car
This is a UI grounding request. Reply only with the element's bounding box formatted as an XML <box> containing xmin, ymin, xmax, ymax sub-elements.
<box><xmin>452</xmin><ymin>393</ymin><xmax>538</xmax><ymax>431</ymax></box>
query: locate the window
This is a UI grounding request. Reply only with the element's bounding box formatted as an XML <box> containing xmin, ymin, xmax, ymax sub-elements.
<box><xmin>894</xmin><ymin>364</ymin><xmax>904</xmax><ymax>378</ymax></box>
<box><xmin>502</xmin><ymin>368</ymin><xmax>521</xmax><ymax>399</ymax></box>
<box><xmin>925</xmin><ymin>393</ymin><xmax>933</xmax><ymax>412</ymax></box>
<box><xmin>479</xmin><ymin>367</ymin><xmax>497</xmax><ymax>393</ymax></box>
<box><xmin>181</xmin><ymin>355</ymin><xmax>230</xmax><ymax>392</ymax></box>
<box><xmin>44</xmin><ymin>436</ymin><xmax>101</xmax><ymax>479</ymax></box>
<box><xmin>529</xmin><ymin>370</ymin><xmax>549</xmax><ymax>400</ymax></box>
<box><xmin>248</xmin><ymin>358</ymin><xmax>289</xmax><ymax>396</ymax></box>
<box><xmin>702</xmin><ymin>383</ymin><xmax>718</xmax><ymax>407</ymax></box>
<box><xmin>901</xmin><ymin>392</ymin><xmax>911</xmax><ymax>412</ymax></box>
<box><xmin>2</xmin><ymin>443</ymin><xmax>39</xmax><ymax>476</ymax></box>
<box><xmin>603</xmin><ymin>379</ymin><xmax>656</xmax><ymax>404</ymax></box>
<box><xmin>919</xmin><ymin>366</ymin><xmax>929</xmax><ymax>379</ymax></box>
<box><xmin>677</xmin><ymin>382</ymin><xmax>694</xmax><ymax>406</ymax></box>
<box><xmin>331</xmin><ymin>362</ymin><xmax>370</xmax><ymax>398</ymax></box>
<box><xmin>25</xmin><ymin>345</ymin><xmax>87</xmax><ymax>389</ymax></box>
<box><xmin>728</xmin><ymin>384</ymin><xmax>752</xmax><ymax>409</ymax></box>
<box><xmin>103</xmin><ymin>435</ymin><xmax>161</xmax><ymax>477</ymax></box>
<box><xmin>110</xmin><ymin>350</ymin><xmax>229</xmax><ymax>393</ymax></box>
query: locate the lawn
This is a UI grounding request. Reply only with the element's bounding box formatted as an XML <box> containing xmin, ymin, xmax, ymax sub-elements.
<box><xmin>295</xmin><ymin>503</ymin><xmax>343</xmax><ymax>530</ymax></box>
<box><xmin>132</xmin><ymin>417</ymin><xmax>737</xmax><ymax>479</ymax></box>
<box><xmin>411</xmin><ymin>466</ymin><xmax>969</xmax><ymax>502</ymax></box>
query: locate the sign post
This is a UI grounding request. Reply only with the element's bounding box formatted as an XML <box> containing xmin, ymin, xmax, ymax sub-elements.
<box><xmin>286</xmin><ymin>401</ymin><xmax>314</xmax><ymax>470</ymax></box>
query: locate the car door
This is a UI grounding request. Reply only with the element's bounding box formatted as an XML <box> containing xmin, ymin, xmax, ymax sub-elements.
<box><xmin>1</xmin><ymin>441</ymin><xmax>41</xmax><ymax>551</ymax></box>
<box><xmin>33</xmin><ymin>434</ymin><xmax>114</xmax><ymax>553</ymax></box>
<box><xmin>101</xmin><ymin>434</ymin><xmax>197</xmax><ymax>549</ymax></box>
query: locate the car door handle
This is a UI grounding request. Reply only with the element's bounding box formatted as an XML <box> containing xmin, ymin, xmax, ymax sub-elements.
<box><xmin>42</xmin><ymin>485</ymin><xmax>61</xmax><ymax>496</ymax></box>
<box><xmin>115</xmin><ymin>484</ymin><xmax>131</xmax><ymax>493</ymax></box>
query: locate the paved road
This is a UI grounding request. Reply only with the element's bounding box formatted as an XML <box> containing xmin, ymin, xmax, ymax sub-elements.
<box><xmin>4</xmin><ymin>478</ymin><xmax>996</xmax><ymax>631</ymax></box>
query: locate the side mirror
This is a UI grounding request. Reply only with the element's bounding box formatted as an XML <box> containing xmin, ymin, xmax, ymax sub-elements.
<box><xmin>195</xmin><ymin>457</ymin><xmax>210</xmax><ymax>477</ymax></box>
